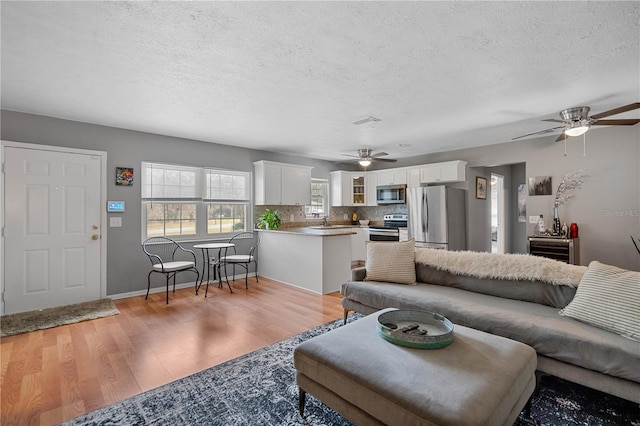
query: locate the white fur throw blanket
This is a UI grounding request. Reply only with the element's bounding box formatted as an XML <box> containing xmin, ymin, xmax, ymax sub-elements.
<box><xmin>414</xmin><ymin>248</ymin><xmax>587</xmax><ymax>287</ymax></box>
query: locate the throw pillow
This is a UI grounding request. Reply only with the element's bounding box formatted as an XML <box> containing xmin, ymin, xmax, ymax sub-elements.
<box><xmin>559</xmin><ymin>261</ymin><xmax>639</xmax><ymax>341</ymax></box>
<box><xmin>365</xmin><ymin>239</ymin><xmax>416</xmax><ymax>285</ymax></box>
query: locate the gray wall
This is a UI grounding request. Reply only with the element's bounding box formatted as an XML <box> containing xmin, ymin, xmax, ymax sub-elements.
<box><xmin>1</xmin><ymin>110</ymin><xmax>344</xmax><ymax>295</ymax></box>
<box><xmin>510</xmin><ymin>163</ymin><xmax>527</xmax><ymax>254</ymax></box>
<box><xmin>2</xmin><ymin>110</ymin><xmax>639</xmax><ymax>298</ymax></box>
<box><xmin>379</xmin><ymin>126</ymin><xmax>640</xmax><ymax>271</ymax></box>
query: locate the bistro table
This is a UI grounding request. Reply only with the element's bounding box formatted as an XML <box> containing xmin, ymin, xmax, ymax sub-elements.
<box><xmin>193</xmin><ymin>242</ymin><xmax>235</xmax><ymax>295</ymax></box>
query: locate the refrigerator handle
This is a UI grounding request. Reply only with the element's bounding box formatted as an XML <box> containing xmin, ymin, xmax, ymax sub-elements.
<box><xmin>422</xmin><ymin>191</ymin><xmax>428</xmax><ymax>233</ymax></box>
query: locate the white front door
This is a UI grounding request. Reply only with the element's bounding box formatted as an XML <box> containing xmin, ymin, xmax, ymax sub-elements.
<box><xmin>3</xmin><ymin>146</ymin><xmax>103</xmax><ymax>314</ymax></box>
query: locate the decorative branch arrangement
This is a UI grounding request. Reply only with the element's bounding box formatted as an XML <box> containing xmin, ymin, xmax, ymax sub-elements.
<box><xmin>632</xmin><ymin>236</ymin><xmax>640</xmax><ymax>256</ymax></box>
<box><xmin>555</xmin><ymin>170</ymin><xmax>588</xmax><ymax>206</ymax></box>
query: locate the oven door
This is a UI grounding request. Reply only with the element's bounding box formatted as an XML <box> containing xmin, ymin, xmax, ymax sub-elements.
<box><xmin>369</xmin><ymin>228</ymin><xmax>400</xmax><ymax>242</ymax></box>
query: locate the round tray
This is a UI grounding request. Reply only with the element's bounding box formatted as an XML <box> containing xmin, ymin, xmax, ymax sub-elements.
<box><xmin>377</xmin><ymin>310</ymin><xmax>454</xmax><ymax>349</ymax></box>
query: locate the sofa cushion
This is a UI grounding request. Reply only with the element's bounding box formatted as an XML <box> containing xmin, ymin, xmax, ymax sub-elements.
<box><xmin>340</xmin><ymin>281</ymin><xmax>640</xmax><ymax>383</ymax></box>
<box><xmin>365</xmin><ymin>239</ymin><xmax>416</xmax><ymax>285</ymax></box>
<box><xmin>560</xmin><ymin>261</ymin><xmax>640</xmax><ymax>342</ymax></box>
<box><xmin>416</xmin><ymin>263</ymin><xmax>576</xmax><ymax>308</ymax></box>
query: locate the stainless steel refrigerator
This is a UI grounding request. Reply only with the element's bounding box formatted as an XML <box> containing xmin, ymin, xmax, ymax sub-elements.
<box><xmin>407</xmin><ymin>186</ymin><xmax>467</xmax><ymax>250</ymax></box>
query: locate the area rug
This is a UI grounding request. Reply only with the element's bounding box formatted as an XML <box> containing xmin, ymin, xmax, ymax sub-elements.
<box><xmin>62</xmin><ymin>316</ymin><xmax>639</xmax><ymax>426</ymax></box>
<box><xmin>1</xmin><ymin>298</ymin><xmax>119</xmax><ymax>337</ymax></box>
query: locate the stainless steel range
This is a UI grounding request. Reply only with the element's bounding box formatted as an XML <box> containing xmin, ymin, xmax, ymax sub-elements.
<box><xmin>368</xmin><ymin>214</ymin><xmax>408</xmax><ymax>242</ymax></box>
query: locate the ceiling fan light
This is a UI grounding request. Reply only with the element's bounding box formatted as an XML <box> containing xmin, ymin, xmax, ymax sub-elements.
<box><xmin>358</xmin><ymin>159</ymin><xmax>371</xmax><ymax>167</ymax></box>
<box><xmin>564</xmin><ymin>123</ymin><xmax>590</xmax><ymax>137</ymax></box>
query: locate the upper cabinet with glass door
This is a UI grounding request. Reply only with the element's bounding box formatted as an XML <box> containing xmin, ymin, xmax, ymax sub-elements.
<box><xmin>330</xmin><ymin>171</ymin><xmax>366</xmax><ymax>206</ymax></box>
<box><xmin>352</xmin><ymin>174</ymin><xmax>365</xmax><ymax>205</ymax></box>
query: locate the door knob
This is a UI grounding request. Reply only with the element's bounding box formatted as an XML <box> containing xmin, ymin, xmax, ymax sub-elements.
<box><xmin>92</xmin><ymin>235</ymin><xmax>99</xmax><ymax>240</ymax></box>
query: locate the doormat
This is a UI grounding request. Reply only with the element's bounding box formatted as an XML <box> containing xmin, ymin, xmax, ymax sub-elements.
<box><xmin>0</xmin><ymin>298</ymin><xmax>119</xmax><ymax>337</ymax></box>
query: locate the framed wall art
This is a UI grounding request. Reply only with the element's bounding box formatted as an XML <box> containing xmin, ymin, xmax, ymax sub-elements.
<box><xmin>528</xmin><ymin>176</ymin><xmax>552</xmax><ymax>196</ymax></box>
<box><xmin>116</xmin><ymin>167</ymin><xmax>134</xmax><ymax>186</ymax></box>
<box><xmin>517</xmin><ymin>183</ymin><xmax>527</xmax><ymax>222</ymax></box>
<box><xmin>476</xmin><ymin>176</ymin><xmax>487</xmax><ymax>200</ymax></box>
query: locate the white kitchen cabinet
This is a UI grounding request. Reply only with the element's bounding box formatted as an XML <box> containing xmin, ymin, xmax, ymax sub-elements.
<box><xmin>330</xmin><ymin>171</ymin><xmax>366</xmax><ymax>206</ymax></box>
<box><xmin>254</xmin><ymin>161</ymin><xmax>282</xmax><ymax>205</ymax></box>
<box><xmin>420</xmin><ymin>160</ymin><xmax>467</xmax><ymax>184</ymax></box>
<box><xmin>377</xmin><ymin>169</ymin><xmax>407</xmax><ymax>185</ymax></box>
<box><xmin>281</xmin><ymin>165</ymin><xmax>311</xmax><ymax>205</ymax></box>
<box><xmin>407</xmin><ymin>167</ymin><xmax>421</xmax><ymax>188</ymax></box>
<box><xmin>330</xmin><ymin>171</ymin><xmax>350</xmax><ymax>206</ymax></box>
<box><xmin>365</xmin><ymin>172</ymin><xmax>378</xmax><ymax>206</ymax></box>
<box><xmin>351</xmin><ymin>227</ymin><xmax>370</xmax><ymax>262</ymax></box>
<box><xmin>254</xmin><ymin>161</ymin><xmax>312</xmax><ymax>205</ymax></box>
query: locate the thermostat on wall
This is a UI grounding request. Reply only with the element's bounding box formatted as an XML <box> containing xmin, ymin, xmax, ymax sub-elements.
<box><xmin>107</xmin><ymin>201</ymin><xmax>125</xmax><ymax>212</ymax></box>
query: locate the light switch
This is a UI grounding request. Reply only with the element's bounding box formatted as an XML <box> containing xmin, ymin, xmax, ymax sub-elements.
<box><xmin>110</xmin><ymin>216</ymin><xmax>122</xmax><ymax>227</ymax></box>
<box><xmin>529</xmin><ymin>215</ymin><xmax>539</xmax><ymax>224</ymax></box>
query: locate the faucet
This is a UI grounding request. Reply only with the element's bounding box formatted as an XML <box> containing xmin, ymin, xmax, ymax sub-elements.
<box><xmin>322</xmin><ymin>216</ymin><xmax>328</xmax><ymax>226</ymax></box>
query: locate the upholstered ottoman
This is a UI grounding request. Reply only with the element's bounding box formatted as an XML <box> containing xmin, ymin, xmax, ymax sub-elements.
<box><xmin>294</xmin><ymin>308</ymin><xmax>537</xmax><ymax>426</ymax></box>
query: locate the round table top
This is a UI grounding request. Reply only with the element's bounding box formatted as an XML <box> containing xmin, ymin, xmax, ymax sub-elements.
<box><xmin>193</xmin><ymin>242</ymin><xmax>235</xmax><ymax>249</ymax></box>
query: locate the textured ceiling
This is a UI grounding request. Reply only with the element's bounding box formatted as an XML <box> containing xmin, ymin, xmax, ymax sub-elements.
<box><xmin>2</xmin><ymin>1</ymin><xmax>639</xmax><ymax>162</ymax></box>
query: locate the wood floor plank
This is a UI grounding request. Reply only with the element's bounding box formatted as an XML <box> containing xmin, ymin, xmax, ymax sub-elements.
<box><xmin>40</xmin><ymin>345</ymin><xmax>62</xmax><ymax>414</ymax></box>
<box><xmin>1</xmin><ymin>277</ymin><xmax>344</xmax><ymax>425</ymax></box>
<box><xmin>19</xmin><ymin>372</ymin><xmax>43</xmax><ymax>426</ymax></box>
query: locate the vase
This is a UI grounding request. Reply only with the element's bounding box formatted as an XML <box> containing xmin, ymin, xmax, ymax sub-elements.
<box><xmin>553</xmin><ymin>203</ymin><xmax>561</xmax><ymax>235</ymax></box>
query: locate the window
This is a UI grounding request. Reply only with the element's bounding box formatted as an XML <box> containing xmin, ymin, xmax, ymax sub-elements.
<box><xmin>305</xmin><ymin>179</ymin><xmax>329</xmax><ymax>217</ymax></box>
<box><xmin>204</xmin><ymin>169</ymin><xmax>250</xmax><ymax>235</ymax></box>
<box><xmin>142</xmin><ymin>162</ymin><xmax>251</xmax><ymax>240</ymax></box>
<box><xmin>146</xmin><ymin>203</ymin><xmax>197</xmax><ymax>237</ymax></box>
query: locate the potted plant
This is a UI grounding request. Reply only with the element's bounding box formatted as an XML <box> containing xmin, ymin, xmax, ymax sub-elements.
<box><xmin>257</xmin><ymin>209</ymin><xmax>281</xmax><ymax>230</ymax></box>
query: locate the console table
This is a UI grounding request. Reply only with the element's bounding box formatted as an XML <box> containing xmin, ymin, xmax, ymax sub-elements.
<box><xmin>528</xmin><ymin>237</ymin><xmax>580</xmax><ymax>265</ymax></box>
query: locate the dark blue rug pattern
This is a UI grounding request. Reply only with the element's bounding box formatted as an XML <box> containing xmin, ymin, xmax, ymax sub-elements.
<box><xmin>62</xmin><ymin>315</ymin><xmax>639</xmax><ymax>425</ymax></box>
<box><xmin>515</xmin><ymin>374</ymin><xmax>639</xmax><ymax>426</ymax></box>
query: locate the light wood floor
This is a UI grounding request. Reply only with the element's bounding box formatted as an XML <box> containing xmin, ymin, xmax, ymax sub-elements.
<box><xmin>1</xmin><ymin>277</ymin><xmax>345</xmax><ymax>426</ymax></box>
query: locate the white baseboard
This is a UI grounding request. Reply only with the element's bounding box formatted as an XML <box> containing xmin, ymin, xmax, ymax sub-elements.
<box><xmin>108</xmin><ymin>273</ymin><xmax>257</xmax><ymax>300</ymax></box>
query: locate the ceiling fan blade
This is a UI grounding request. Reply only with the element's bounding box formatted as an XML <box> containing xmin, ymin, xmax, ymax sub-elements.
<box><xmin>555</xmin><ymin>133</ymin><xmax>567</xmax><ymax>143</ymax></box>
<box><xmin>512</xmin><ymin>126</ymin><xmax>565</xmax><ymax>140</ymax></box>
<box><xmin>593</xmin><ymin>118</ymin><xmax>640</xmax><ymax>126</ymax></box>
<box><xmin>341</xmin><ymin>154</ymin><xmax>359</xmax><ymax>158</ymax></box>
<box><xmin>373</xmin><ymin>157</ymin><xmax>397</xmax><ymax>163</ymax></box>
<box><xmin>542</xmin><ymin>118</ymin><xmax>565</xmax><ymax>123</ymax></box>
<box><xmin>370</xmin><ymin>152</ymin><xmax>389</xmax><ymax>158</ymax></box>
<box><xmin>591</xmin><ymin>102</ymin><xmax>640</xmax><ymax>120</ymax></box>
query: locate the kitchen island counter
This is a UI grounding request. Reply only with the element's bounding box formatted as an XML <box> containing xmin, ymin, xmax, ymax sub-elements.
<box><xmin>256</xmin><ymin>228</ymin><xmax>354</xmax><ymax>294</ymax></box>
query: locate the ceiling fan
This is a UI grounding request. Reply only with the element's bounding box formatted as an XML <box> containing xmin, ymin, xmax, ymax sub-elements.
<box><xmin>513</xmin><ymin>102</ymin><xmax>640</xmax><ymax>142</ymax></box>
<box><xmin>342</xmin><ymin>149</ymin><xmax>397</xmax><ymax>167</ymax></box>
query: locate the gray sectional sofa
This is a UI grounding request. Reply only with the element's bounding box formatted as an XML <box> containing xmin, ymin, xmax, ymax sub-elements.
<box><xmin>341</xmin><ymin>247</ymin><xmax>640</xmax><ymax>404</ymax></box>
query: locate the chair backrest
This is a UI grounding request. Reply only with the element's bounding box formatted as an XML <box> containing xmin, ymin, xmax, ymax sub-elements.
<box><xmin>229</xmin><ymin>232</ymin><xmax>259</xmax><ymax>258</ymax></box>
<box><xmin>142</xmin><ymin>237</ymin><xmax>181</xmax><ymax>264</ymax></box>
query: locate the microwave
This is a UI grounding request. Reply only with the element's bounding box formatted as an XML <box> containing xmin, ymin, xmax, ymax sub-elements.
<box><xmin>376</xmin><ymin>184</ymin><xmax>407</xmax><ymax>205</ymax></box>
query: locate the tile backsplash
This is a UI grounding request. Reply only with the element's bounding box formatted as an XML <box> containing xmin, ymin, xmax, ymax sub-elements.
<box><xmin>254</xmin><ymin>204</ymin><xmax>407</xmax><ymax>228</ymax></box>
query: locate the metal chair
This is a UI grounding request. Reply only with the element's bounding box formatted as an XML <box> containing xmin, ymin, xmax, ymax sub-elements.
<box><xmin>142</xmin><ymin>237</ymin><xmax>199</xmax><ymax>303</ymax></box>
<box><xmin>219</xmin><ymin>232</ymin><xmax>259</xmax><ymax>289</ymax></box>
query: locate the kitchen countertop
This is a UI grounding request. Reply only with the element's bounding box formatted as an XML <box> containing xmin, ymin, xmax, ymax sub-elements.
<box><xmin>255</xmin><ymin>225</ymin><xmax>367</xmax><ymax>236</ymax></box>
